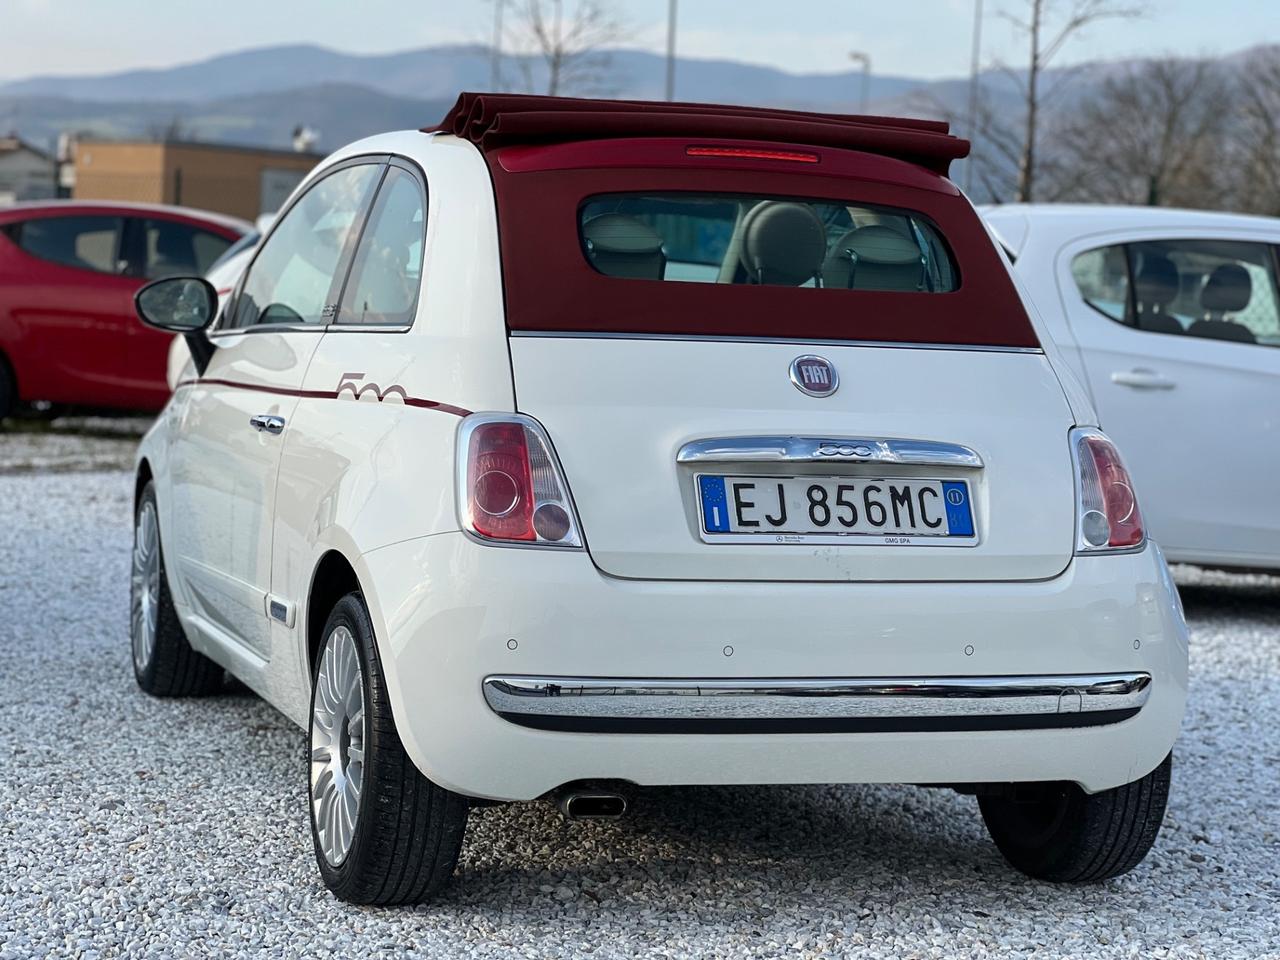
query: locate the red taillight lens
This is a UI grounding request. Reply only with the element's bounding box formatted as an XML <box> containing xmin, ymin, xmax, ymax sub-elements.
<box><xmin>459</xmin><ymin>415</ymin><xmax>583</xmax><ymax>547</ymax></box>
<box><xmin>1073</xmin><ymin>430</ymin><xmax>1145</xmax><ymax>551</ymax></box>
<box><xmin>466</xmin><ymin>422</ymin><xmax>535</xmax><ymax>541</ymax></box>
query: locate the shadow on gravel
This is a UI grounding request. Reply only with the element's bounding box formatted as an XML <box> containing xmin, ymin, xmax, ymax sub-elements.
<box><xmin>449</xmin><ymin>782</ymin><xmax>1005</xmax><ymax>913</ymax></box>
<box><xmin>1177</xmin><ymin>579</ymin><xmax>1280</xmax><ymax>620</ymax></box>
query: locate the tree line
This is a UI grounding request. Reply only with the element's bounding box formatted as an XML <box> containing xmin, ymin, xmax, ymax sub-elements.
<box><xmin>496</xmin><ymin>0</ymin><xmax>1280</xmax><ymax>216</ymax></box>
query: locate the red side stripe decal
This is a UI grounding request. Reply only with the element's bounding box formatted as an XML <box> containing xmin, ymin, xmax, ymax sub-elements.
<box><xmin>175</xmin><ymin>377</ymin><xmax>472</xmax><ymax>418</ymax></box>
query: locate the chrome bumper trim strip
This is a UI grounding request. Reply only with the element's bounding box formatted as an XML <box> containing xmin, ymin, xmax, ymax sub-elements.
<box><xmin>482</xmin><ymin>673</ymin><xmax>1151</xmax><ymax>733</ymax></box>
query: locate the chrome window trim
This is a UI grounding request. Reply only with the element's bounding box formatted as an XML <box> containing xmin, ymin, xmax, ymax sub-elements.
<box><xmin>676</xmin><ymin>436</ymin><xmax>983</xmax><ymax>468</ymax></box>
<box><xmin>483</xmin><ymin>673</ymin><xmax>1152</xmax><ymax>722</ymax></box>
<box><xmin>508</xmin><ymin>330</ymin><xmax>1044</xmax><ymax>354</ymax></box>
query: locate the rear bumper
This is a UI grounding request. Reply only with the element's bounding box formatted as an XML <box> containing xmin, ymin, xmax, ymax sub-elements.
<box><xmin>482</xmin><ymin>673</ymin><xmax>1153</xmax><ymax>734</ymax></box>
<box><xmin>356</xmin><ymin>534</ymin><xmax>1188</xmax><ymax>800</ymax></box>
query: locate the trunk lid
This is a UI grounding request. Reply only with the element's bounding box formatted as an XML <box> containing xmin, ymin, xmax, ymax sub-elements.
<box><xmin>511</xmin><ymin>335</ymin><xmax>1076</xmax><ymax>582</ymax></box>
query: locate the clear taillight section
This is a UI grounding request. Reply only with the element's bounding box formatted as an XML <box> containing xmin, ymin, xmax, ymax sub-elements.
<box><xmin>1071</xmin><ymin>427</ymin><xmax>1145</xmax><ymax>552</ymax></box>
<box><xmin>458</xmin><ymin>414</ymin><xmax>582</xmax><ymax>548</ymax></box>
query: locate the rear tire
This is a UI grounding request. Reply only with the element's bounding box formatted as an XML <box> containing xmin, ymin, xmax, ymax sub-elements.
<box><xmin>309</xmin><ymin>592</ymin><xmax>469</xmax><ymax>905</ymax></box>
<box><xmin>0</xmin><ymin>356</ymin><xmax>15</xmax><ymax>421</ymax></box>
<box><xmin>131</xmin><ymin>481</ymin><xmax>224</xmax><ymax>696</ymax></box>
<box><xmin>978</xmin><ymin>753</ymin><xmax>1172</xmax><ymax>882</ymax></box>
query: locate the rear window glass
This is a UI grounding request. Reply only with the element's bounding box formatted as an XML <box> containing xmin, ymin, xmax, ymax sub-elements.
<box><xmin>579</xmin><ymin>194</ymin><xmax>957</xmax><ymax>292</ymax></box>
<box><xmin>14</xmin><ymin>215</ymin><xmax>123</xmax><ymax>273</ymax></box>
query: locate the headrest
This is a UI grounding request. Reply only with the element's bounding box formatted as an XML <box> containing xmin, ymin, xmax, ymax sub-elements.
<box><xmin>1200</xmin><ymin>263</ymin><xmax>1252</xmax><ymax>313</ymax></box>
<box><xmin>1187</xmin><ymin>319</ymin><xmax>1257</xmax><ymax>343</ymax></box>
<box><xmin>738</xmin><ymin>202</ymin><xmax>826</xmax><ymax>285</ymax></box>
<box><xmin>1133</xmin><ymin>254</ymin><xmax>1179</xmax><ymax>310</ymax></box>
<box><xmin>836</xmin><ymin>225</ymin><xmax>921</xmax><ymax>265</ymax></box>
<box><xmin>582</xmin><ymin>214</ymin><xmax>664</xmax><ymax>255</ymax></box>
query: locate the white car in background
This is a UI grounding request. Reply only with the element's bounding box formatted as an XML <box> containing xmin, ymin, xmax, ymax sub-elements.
<box><xmin>983</xmin><ymin>205</ymin><xmax>1280</xmax><ymax>572</ymax></box>
<box><xmin>129</xmin><ymin>95</ymin><xmax>1187</xmax><ymax>904</ymax></box>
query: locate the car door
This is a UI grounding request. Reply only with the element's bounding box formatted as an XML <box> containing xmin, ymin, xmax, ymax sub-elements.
<box><xmin>2</xmin><ymin>213</ymin><xmax>134</xmax><ymax>406</ymax></box>
<box><xmin>269</xmin><ymin>159</ymin><xmax>430</xmax><ymax>718</ymax></box>
<box><xmin>167</xmin><ymin>158</ymin><xmax>384</xmax><ymax>663</ymax></box>
<box><xmin>1059</xmin><ymin>232</ymin><xmax>1280</xmax><ymax>567</ymax></box>
<box><xmin>118</xmin><ymin>216</ymin><xmax>239</xmax><ymax>408</ymax></box>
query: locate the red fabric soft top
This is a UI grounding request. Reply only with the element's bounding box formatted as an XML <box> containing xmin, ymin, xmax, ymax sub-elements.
<box><xmin>429</xmin><ymin>92</ymin><xmax>970</xmax><ymax>176</ymax></box>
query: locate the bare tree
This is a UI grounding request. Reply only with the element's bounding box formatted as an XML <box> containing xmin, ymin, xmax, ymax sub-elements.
<box><xmin>997</xmin><ymin>0</ymin><xmax>1142</xmax><ymax>201</ymax></box>
<box><xmin>506</xmin><ymin>0</ymin><xmax>624</xmax><ymax>97</ymax></box>
<box><xmin>1233</xmin><ymin>48</ymin><xmax>1280</xmax><ymax>216</ymax></box>
<box><xmin>146</xmin><ymin>117</ymin><xmax>189</xmax><ymax>142</ymax></box>
<box><xmin>1054</xmin><ymin>58</ymin><xmax>1228</xmax><ymax>207</ymax></box>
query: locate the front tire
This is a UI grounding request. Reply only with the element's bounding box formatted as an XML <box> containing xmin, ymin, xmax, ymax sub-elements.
<box><xmin>309</xmin><ymin>592</ymin><xmax>468</xmax><ymax>905</ymax></box>
<box><xmin>978</xmin><ymin>753</ymin><xmax>1172</xmax><ymax>882</ymax></box>
<box><xmin>131</xmin><ymin>481</ymin><xmax>223</xmax><ymax>696</ymax></box>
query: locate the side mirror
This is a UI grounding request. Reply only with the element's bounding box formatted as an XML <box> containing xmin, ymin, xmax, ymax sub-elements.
<box><xmin>135</xmin><ymin>276</ymin><xmax>217</xmax><ymax>332</ymax></box>
<box><xmin>135</xmin><ymin>277</ymin><xmax>219</xmax><ymax>376</ymax></box>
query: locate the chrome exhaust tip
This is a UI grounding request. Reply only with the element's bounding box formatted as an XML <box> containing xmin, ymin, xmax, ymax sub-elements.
<box><xmin>557</xmin><ymin>790</ymin><xmax>628</xmax><ymax>820</ymax></box>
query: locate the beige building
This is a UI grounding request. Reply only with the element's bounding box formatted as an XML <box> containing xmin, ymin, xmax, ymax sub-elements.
<box><xmin>72</xmin><ymin>140</ymin><xmax>319</xmax><ymax>220</ymax></box>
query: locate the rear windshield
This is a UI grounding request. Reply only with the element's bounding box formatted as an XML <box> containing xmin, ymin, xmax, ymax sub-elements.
<box><xmin>485</xmin><ymin>141</ymin><xmax>1040</xmax><ymax>348</ymax></box>
<box><xmin>580</xmin><ymin>194</ymin><xmax>957</xmax><ymax>292</ymax></box>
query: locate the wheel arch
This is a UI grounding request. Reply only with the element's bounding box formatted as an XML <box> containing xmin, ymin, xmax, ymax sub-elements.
<box><xmin>306</xmin><ymin>549</ymin><xmax>363</xmax><ymax>680</ymax></box>
<box><xmin>134</xmin><ymin>458</ymin><xmax>154</xmax><ymax>511</ymax></box>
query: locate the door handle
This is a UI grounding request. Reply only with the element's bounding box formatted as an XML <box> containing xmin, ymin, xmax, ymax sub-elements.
<box><xmin>249</xmin><ymin>414</ymin><xmax>286</xmax><ymax>434</ymax></box>
<box><xmin>1110</xmin><ymin>368</ymin><xmax>1176</xmax><ymax>390</ymax></box>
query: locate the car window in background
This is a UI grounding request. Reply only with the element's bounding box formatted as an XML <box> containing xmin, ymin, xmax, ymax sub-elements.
<box><xmin>14</xmin><ymin>216</ymin><xmax>124</xmax><ymax>273</ymax></box>
<box><xmin>1131</xmin><ymin>239</ymin><xmax>1280</xmax><ymax>346</ymax></box>
<box><xmin>207</xmin><ymin>230</ymin><xmax>259</xmax><ymax>273</ymax></box>
<box><xmin>137</xmin><ymin>219</ymin><xmax>234</xmax><ymax>278</ymax></box>
<box><xmin>232</xmin><ymin>163</ymin><xmax>381</xmax><ymax>329</ymax></box>
<box><xmin>579</xmin><ymin>194</ymin><xmax>958</xmax><ymax>292</ymax></box>
<box><xmin>1072</xmin><ymin>239</ymin><xmax>1280</xmax><ymax>346</ymax></box>
<box><xmin>1071</xmin><ymin>245</ymin><xmax>1128</xmax><ymax>322</ymax></box>
<box><xmin>336</xmin><ymin>167</ymin><xmax>426</xmax><ymax>326</ymax></box>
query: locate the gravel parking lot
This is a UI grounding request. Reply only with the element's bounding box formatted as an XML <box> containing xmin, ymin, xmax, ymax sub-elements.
<box><xmin>1</xmin><ymin>431</ymin><xmax>1277</xmax><ymax>959</ymax></box>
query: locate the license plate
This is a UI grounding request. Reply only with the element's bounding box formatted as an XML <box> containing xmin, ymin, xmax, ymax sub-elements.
<box><xmin>696</xmin><ymin>474</ymin><xmax>977</xmax><ymax>546</ymax></box>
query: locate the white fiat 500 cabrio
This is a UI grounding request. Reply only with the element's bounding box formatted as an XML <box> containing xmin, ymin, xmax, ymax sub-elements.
<box><xmin>130</xmin><ymin>94</ymin><xmax>1188</xmax><ymax>904</ymax></box>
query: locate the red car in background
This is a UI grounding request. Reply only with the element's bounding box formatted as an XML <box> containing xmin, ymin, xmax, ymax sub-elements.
<box><xmin>0</xmin><ymin>201</ymin><xmax>248</xmax><ymax>417</ymax></box>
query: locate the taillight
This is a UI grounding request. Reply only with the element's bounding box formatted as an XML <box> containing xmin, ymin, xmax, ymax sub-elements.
<box><xmin>458</xmin><ymin>414</ymin><xmax>582</xmax><ymax>548</ymax></box>
<box><xmin>1070</xmin><ymin>428</ymin><xmax>1145</xmax><ymax>552</ymax></box>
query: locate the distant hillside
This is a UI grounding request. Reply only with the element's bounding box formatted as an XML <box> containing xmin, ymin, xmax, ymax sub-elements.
<box><xmin>0</xmin><ymin>43</ymin><xmax>925</xmax><ymax>110</ymax></box>
<box><xmin>2</xmin><ymin>41</ymin><xmax>1275</xmax><ymax>205</ymax></box>
<box><xmin>0</xmin><ymin>84</ymin><xmax>453</xmax><ymax>154</ymax></box>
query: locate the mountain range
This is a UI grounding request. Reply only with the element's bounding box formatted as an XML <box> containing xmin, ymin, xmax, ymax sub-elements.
<box><xmin>1</xmin><ymin>42</ymin><xmax>1007</xmax><ymax>154</ymax></box>
<box><xmin>0</xmin><ymin>41</ymin><xmax>1271</xmax><ymax>160</ymax></box>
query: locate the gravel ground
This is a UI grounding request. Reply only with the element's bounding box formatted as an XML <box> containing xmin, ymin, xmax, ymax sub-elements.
<box><xmin>1</xmin><ymin>433</ymin><xmax>1277</xmax><ymax>959</ymax></box>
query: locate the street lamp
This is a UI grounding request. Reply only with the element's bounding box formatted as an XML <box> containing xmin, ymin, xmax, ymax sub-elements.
<box><xmin>665</xmin><ymin>0</ymin><xmax>678</xmax><ymax>101</ymax></box>
<box><xmin>848</xmin><ymin>51</ymin><xmax>871</xmax><ymax>114</ymax></box>
<box><xmin>965</xmin><ymin>0</ymin><xmax>984</xmax><ymax>192</ymax></box>
<box><xmin>490</xmin><ymin>0</ymin><xmax>504</xmax><ymax>91</ymax></box>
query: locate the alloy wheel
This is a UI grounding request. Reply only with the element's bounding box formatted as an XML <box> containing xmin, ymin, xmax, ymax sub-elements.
<box><xmin>130</xmin><ymin>501</ymin><xmax>161</xmax><ymax>673</ymax></box>
<box><xmin>310</xmin><ymin>625</ymin><xmax>367</xmax><ymax>866</ymax></box>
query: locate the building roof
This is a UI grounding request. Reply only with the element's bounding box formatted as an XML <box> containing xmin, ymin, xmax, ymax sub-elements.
<box><xmin>0</xmin><ymin>135</ymin><xmax>51</xmax><ymax>161</ymax></box>
<box><xmin>74</xmin><ymin>138</ymin><xmax>321</xmax><ymax>162</ymax></box>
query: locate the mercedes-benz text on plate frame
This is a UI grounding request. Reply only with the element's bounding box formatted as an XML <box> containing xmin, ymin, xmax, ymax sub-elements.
<box><xmin>129</xmin><ymin>97</ymin><xmax>1189</xmax><ymax>905</ymax></box>
<box><xmin>790</xmin><ymin>355</ymin><xmax>839</xmax><ymax>397</ymax></box>
<box><xmin>697</xmin><ymin>474</ymin><xmax>977</xmax><ymax>546</ymax></box>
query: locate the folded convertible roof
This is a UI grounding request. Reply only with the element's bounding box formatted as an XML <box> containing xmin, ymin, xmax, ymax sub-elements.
<box><xmin>428</xmin><ymin>92</ymin><xmax>970</xmax><ymax>176</ymax></box>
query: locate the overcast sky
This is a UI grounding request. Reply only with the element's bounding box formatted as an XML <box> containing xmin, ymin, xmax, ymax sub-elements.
<box><xmin>3</xmin><ymin>0</ymin><xmax>1276</xmax><ymax>81</ymax></box>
